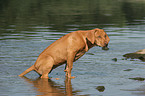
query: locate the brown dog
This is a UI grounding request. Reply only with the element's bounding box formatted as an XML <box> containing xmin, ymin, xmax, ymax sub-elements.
<box><xmin>19</xmin><ymin>28</ymin><xmax>110</xmax><ymax>78</ymax></box>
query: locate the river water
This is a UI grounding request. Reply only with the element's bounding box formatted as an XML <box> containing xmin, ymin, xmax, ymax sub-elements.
<box><xmin>0</xmin><ymin>0</ymin><xmax>145</xmax><ymax>96</ymax></box>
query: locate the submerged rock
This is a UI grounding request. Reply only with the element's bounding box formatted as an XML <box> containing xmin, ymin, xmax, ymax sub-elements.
<box><xmin>87</xmin><ymin>53</ymin><xmax>95</xmax><ymax>55</ymax></box>
<box><xmin>124</xmin><ymin>69</ymin><xmax>133</xmax><ymax>71</ymax></box>
<box><xmin>123</xmin><ymin>49</ymin><xmax>145</xmax><ymax>62</ymax></box>
<box><xmin>129</xmin><ymin>77</ymin><xmax>145</xmax><ymax>81</ymax></box>
<box><xmin>96</xmin><ymin>86</ymin><xmax>105</xmax><ymax>92</ymax></box>
<box><xmin>112</xmin><ymin>58</ymin><xmax>117</xmax><ymax>62</ymax></box>
<box><xmin>102</xmin><ymin>46</ymin><xmax>109</xmax><ymax>50</ymax></box>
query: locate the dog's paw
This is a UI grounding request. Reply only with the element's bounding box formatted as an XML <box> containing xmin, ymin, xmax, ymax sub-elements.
<box><xmin>41</xmin><ymin>76</ymin><xmax>49</xmax><ymax>79</ymax></box>
<box><xmin>67</xmin><ymin>76</ymin><xmax>76</xmax><ymax>79</ymax></box>
<box><xmin>64</xmin><ymin>69</ymin><xmax>67</xmax><ymax>72</ymax></box>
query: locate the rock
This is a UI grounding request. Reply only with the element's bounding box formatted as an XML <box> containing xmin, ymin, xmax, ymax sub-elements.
<box><xmin>124</xmin><ymin>69</ymin><xmax>133</xmax><ymax>71</ymax></box>
<box><xmin>129</xmin><ymin>77</ymin><xmax>145</xmax><ymax>81</ymax></box>
<box><xmin>123</xmin><ymin>49</ymin><xmax>145</xmax><ymax>62</ymax></box>
<box><xmin>102</xmin><ymin>46</ymin><xmax>109</xmax><ymax>50</ymax></box>
<box><xmin>138</xmin><ymin>56</ymin><xmax>145</xmax><ymax>61</ymax></box>
<box><xmin>96</xmin><ymin>86</ymin><xmax>105</xmax><ymax>92</ymax></box>
<box><xmin>135</xmin><ymin>49</ymin><xmax>145</xmax><ymax>54</ymax></box>
<box><xmin>87</xmin><ymin>53</ymin><xmax>94</xmax><ymax>55</ymax></box>
<box><xmin>112</xmin><ymin>58</ymin><xmax>117</xmax><ymax>62</ymax></box>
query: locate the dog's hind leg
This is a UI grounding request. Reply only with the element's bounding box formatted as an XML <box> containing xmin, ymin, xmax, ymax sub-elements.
<box><xmin>40</xmin><ymin>56</ymin><xmax>54</xmax><ymax>79</ymax></box>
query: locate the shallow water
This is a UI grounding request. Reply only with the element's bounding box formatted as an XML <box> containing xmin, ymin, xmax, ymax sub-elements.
<box><xmin>0</xmin><ymin>0</ymin><xmax>145</xmax><ymax>96</ymax></box>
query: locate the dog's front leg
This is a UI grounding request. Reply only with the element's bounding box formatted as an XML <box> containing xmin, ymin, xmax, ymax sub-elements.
<box><xmin>66</xmin><ymin>52</ymin><xmax>76</xmax><ymax>79</ymax></box>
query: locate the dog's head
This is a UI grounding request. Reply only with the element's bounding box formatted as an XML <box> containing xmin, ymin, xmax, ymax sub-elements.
<box><xmin>86</xmin><ymin>28</ymin><xmax>110</xmax><ymax>47</ymax></box>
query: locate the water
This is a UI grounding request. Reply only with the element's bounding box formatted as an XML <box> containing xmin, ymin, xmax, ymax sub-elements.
<box><xmin>0</xmin><ymin>0</ymin><xmax>145</xmax><ymax>96</ymax></box>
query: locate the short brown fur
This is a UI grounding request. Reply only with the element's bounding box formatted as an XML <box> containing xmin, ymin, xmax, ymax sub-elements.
<box><xmin>19</xmin><ymin>28</ymin><xmax>110</xmax><ymax>78</ymax></box>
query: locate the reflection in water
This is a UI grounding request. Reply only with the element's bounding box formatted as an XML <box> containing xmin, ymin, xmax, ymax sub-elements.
<box><xmin>0</xmin><ymin>0</ymin><xmax>145</xmax><ymax>32</ymax></box>
<box><xmin>20</xmin><ymin>76</ymin><xmax>83</xmax><ymax>96</ymax></box>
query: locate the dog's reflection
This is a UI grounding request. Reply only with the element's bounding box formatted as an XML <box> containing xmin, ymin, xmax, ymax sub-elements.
<box><xmin>20</xmin><ymin>76</ymin><xmax>80</xmax><ymax>96</ymax></box>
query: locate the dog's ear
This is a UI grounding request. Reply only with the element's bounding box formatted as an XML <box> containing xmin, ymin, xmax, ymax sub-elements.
<box><xmin>86</xmin><ymin>30</ymin><xmax>95</xmax><ymax>44</ymax></box>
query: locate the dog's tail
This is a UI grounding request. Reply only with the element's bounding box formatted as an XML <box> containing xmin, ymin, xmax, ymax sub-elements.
<box><xmin>19</xmin><ymin>65</ymin><xmax>35</xmax><ymax>77</ymax></box>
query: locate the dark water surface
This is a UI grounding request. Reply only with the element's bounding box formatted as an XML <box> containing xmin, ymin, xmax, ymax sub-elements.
<box><xmin>0</xmin><ymin>0</ymin><xmax>145</xmax><ymax>96</ymax></box>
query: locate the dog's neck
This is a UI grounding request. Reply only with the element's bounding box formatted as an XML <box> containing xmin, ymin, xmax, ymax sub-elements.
<box><xmin>86</xmin><ymin>39</ymin><xmax>95</xmax><ymax>49</ymax></box>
